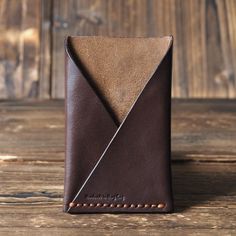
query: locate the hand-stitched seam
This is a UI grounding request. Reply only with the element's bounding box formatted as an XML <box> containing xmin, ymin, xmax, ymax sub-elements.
<box><xmin>68</xmin><ymin>202</ymin><xmax>166</xmax><ymax>209</ymax></box>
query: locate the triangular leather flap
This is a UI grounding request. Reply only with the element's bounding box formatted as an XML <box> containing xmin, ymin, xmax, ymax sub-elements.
<box><xmin>68</xmin><ymin>36</ymin><xmax>171</xmax><ymax>124</ymax></box>
<box><xmin>67</xmin><ymin>37</ymin><xmax>173</xmax><ymax>213</ymax></box>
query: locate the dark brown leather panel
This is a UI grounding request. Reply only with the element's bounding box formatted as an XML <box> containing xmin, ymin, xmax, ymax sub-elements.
<box><xmin>64</xmin><ymin>36</ymin><xmax>173</xmax><ymax>213</ymax></box>
<box><xmin>64</xmin><ymin>38</ymin><xmax>117</xmax><ymax>212</ymax></box>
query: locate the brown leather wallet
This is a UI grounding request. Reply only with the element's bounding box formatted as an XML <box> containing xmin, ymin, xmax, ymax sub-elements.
<box><xmin>64</xmin><ymin>36</ymin><xmax>174</xmax><ymax>213</ymax></box>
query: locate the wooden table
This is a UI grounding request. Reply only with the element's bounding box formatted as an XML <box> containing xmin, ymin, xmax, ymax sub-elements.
<box><xmin>0</xmin><ymin>100</ymin><xmax>235</xmax><ymax>235</ymax></box>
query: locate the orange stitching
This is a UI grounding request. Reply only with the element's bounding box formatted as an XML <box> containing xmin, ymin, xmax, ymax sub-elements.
<box><xmin>69</xmin><ymin>202</ymin><xmax>166</xmax><ymax>209</ymax></box>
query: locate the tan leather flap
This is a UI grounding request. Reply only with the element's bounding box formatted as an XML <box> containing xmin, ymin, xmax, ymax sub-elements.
<box><xmin>69</xmin><ymin>36</ymin><xmax>172</xmax><ymax>123</ymax></box>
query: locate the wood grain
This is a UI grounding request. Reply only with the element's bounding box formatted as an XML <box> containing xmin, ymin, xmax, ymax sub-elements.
<box><xmin>0</xmin><ymin>100</ymin><xmax>235</xmax><ymax>235</ymax></box>
<box><xmin>0</xmin><ymin>0</ymin><xmax>236</xmax><ymax>99</ymax></box>
<box><xmin>0</xmin><ymin>99</ymin><xmax>235</xmax><ymax>163</ymax></box>
<box><xmin>0</xmin><ymin>161</ymin><xmax>235</xmax><ymax>235</ymax></box>
<box><xmin>0</xmin><ymin>0</ymin><xmax>41</xmax><ymax>98</ymax></box>
<box><xmin>51</xmin><ymin>0</ymin><xmax>236</xmax><ymax>99</ymax></box>
<box><xmin>39</xmin><ymin>0</ymin><xmax>52</xmax><ymax>99</ymax></box>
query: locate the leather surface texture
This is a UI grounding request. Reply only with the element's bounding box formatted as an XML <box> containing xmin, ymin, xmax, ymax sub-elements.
<box><xmin>64</xmin><ymin>36</ymin><xmax>174</xmax><ymax>213</ymax></box>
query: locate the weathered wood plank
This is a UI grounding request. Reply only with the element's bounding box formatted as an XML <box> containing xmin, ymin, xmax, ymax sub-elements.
<box><xmin>0</xmin><ymin>100</ymin><xmax>235</xmax><ymax>162</ymax></box>
<box><xmin>0</xmin><ymin>100</ymin><xmax>235</xmax><ymax>234</ymax></box>
<box><xmin>1</xmin><ymin>0</ymin><xmax>236</xmax><ymax>99</ymax></box>
<box><xmin>0</xmin><ymin>162</ymin><xmax>235</xmax><ymax>208</ymax></box>
<box><xmin>172</xmin><ymin>99</ymin><xmax>236</xmax><ymax>162</ymax></box>
<box><xmin>51</xmin><ymin>0</ymin><xmax>236</xmax><ymax>99</ymax></box>
<box><xmin>39</xmin><ymin>0</ymin><xmax>53</xmax><ymax>99</ymax></box>
<box><xmin>0</xmin><ymin>0</ymin><xmax>41</xmax><ymax>98</ymax></box>
<box><xmin>0</xmin><ymin>162</ymin><xmax>235</xmax><ymax>234</ymax></box>
<box><xmin>0</xmin><ymin>228</ymin><xmax>235</xmax><ymax>236</ymax></box>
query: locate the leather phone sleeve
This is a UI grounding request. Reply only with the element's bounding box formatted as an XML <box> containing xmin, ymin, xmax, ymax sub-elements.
<box><xmin>64</xmin><ymin>36</ymin><xmax>174</xmax><ymax>213</ymax></box>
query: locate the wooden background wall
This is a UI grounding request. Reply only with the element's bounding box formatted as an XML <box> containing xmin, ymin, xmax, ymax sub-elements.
<box><xmin>0</xmin><ymin>0</ymin><xmax>236</xmax><ymax>99</ymax></box>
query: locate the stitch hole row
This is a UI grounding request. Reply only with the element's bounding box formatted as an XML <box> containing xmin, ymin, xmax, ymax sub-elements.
<box><xmin>69</xmin><ymin>202</ymin><xmax>166</xmax><ymax>209</ymax></box>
